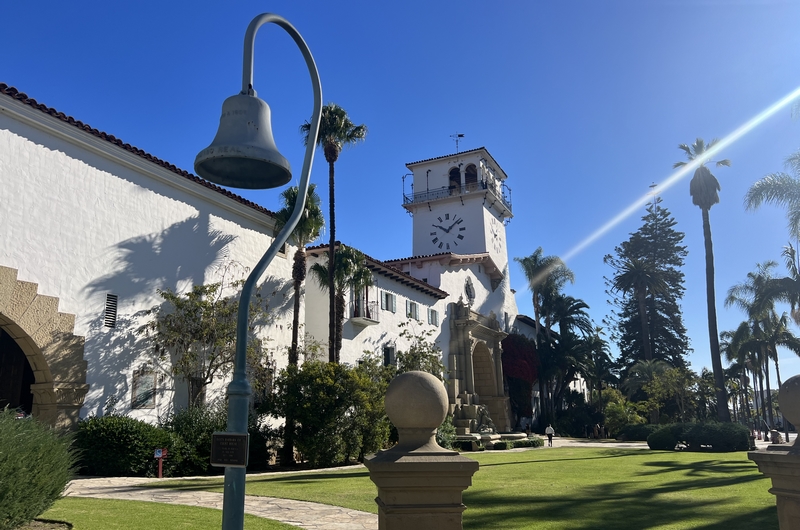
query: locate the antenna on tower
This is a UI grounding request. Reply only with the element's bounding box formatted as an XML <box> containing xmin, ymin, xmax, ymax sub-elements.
<box><xmin>450</xmin><ymin>132</ymin><xmax>465</xmax><ymax>153</ymax></box>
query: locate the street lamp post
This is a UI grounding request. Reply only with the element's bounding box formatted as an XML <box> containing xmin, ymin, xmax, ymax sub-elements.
<box><xmin>194</xmin><ymin>13</ymin><xmax>322</xmax><ymax>530</ymax></box>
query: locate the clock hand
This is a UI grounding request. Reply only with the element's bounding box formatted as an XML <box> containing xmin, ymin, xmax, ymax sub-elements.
<box><xmin>446</xmin><ymin>217</ymin><xmax>461</xmax><ymax>232</ymax></box>
<box><xmin>432</xmin><ymin>224</ymin><xmax>450</xmax><ymax>233</ymax></box>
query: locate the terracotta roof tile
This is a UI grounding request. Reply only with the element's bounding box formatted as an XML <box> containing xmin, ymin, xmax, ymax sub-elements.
<box><xmin>0</xmin><ymin>83</ymin><xmax>276</xmax><ymax>219</ymax></box>
<box><xmin>306</xmin><ymin>242</ymin><xmax>449</xmax><ymax>299</ymax></box>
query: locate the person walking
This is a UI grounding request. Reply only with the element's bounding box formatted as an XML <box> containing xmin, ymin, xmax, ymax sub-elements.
<box><xmin>545</xmin><ymin>424</ymin><xmax>555</xmax><ymax>447</ymax></box>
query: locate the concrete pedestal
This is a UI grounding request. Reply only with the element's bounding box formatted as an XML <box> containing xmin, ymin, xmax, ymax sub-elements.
<box><xmin>749</xmin><ymin>374</ymin><xmax>800</xmax><ymax>529</ymax></box>
<box><xmin>366</xmin><ymin>371</ymin><xmax>479</xmax><ymax>530</ymax></box>
<box><xmin>749</xmin><ymin>449</ymin><xmax>800</xmax><ymax>529</ymax></box>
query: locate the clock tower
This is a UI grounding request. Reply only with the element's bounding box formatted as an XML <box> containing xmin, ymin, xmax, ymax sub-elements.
<box><xmin>402</xmin><ymin>147</ymin><xmax>512</xmax><ymax>270</ymax></box>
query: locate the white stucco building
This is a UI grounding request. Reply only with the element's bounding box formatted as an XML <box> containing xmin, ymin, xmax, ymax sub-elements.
<box><xmin>0</xmin><ymin>83</ymin><xmax>552</xmax><ymax>433</ymax></box>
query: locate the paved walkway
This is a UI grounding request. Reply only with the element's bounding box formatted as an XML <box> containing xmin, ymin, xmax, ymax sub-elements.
<box><xmin>64</xmin><ymin>435</ymin><xmax>794</xmax><ymax>529</ymax></box>
<box><xmin>65</xmin><ymin>474</ymin><xmax>377</xmax><ymax>530</ymax></box>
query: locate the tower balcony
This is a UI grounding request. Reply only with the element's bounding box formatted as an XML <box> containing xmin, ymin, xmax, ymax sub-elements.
<box><xmin>402</xmin><ymin>180</ymin><xmax>512</xmax><ymax>215</ymax></box>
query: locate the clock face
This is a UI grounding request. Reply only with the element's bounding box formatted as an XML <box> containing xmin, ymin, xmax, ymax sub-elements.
<box><xmin>429</xmin><ymin>212</ymin><xmax>466</xmax><ymax>252</ymax></box>
<box><xmin>490</xmin><ymin>220</ymin><xmax>503</xmax><ymax>253</ymax></box>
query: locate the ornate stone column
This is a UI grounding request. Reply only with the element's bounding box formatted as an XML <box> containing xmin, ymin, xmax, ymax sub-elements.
<box><xmin>749</xmin><ymin>374</ymin><xmax>800</xmax><ymax>529</ymax></box>
<box><xmin>365</xmin><ymin>371</ymin><xmax>479</xmax><ymax>530</ymax></box>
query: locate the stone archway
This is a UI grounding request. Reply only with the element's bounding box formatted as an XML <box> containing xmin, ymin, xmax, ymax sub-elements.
<box><xmin>0</xmin><ymin>266</ymin><xmax>88</xmax><ymax>429</ymax></box>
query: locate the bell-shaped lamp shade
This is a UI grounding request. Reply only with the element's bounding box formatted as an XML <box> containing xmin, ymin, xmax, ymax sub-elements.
<box><xmin>195</xmin><ymin>93</ymin><xmax>292</xmax><ymax>189</ymax></box>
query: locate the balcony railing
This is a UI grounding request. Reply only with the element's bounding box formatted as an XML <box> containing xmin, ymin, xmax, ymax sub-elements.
<box><xmin>403</xmin><ymin>180</ymin><xmax>512</xmax><ymax>213</ymax></box>
<box><xmin>350</xmin><ymin>300</ymin><xmax>379</xmax><ymax>326</ymax></box>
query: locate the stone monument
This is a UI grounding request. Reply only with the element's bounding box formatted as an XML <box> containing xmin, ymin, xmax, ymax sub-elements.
<box><xmin>365</xmin><ymin>371</ymin><xmax>480</xmax><ymax>530</ymax></box>
<box><xmin>749</xmin><ymin>374</ymin><xmax>800</xmax><ymax>529</ymax></box>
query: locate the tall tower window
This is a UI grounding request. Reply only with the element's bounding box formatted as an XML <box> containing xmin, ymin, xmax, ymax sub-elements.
<box><xmin>465</xmin><ymin>164</ymin><xmax>478</xmax><ymax>189</ymax></box>
<box><xmin>448</xmin><ymin>167</ymin><xmax>461</xmax><ymax>189</ymax></box>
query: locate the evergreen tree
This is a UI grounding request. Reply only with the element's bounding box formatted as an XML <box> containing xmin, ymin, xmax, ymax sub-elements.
<box><xmin>604</xmin><ymin>198</ymin><xmax>691</xmax><ymax>373</ymax></box>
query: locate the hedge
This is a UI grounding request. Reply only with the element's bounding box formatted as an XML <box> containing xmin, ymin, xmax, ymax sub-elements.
<box><xmin>647</xmin><ymin>422</ymin><xmax>750</xmax><ymax>452</ymax></box>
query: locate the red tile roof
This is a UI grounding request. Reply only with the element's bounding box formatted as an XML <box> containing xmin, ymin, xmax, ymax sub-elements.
<box><xmin>306</xmin><ymin>242</ymin><xmax>449</xmax><ymax>299</ymax></box>
<box><xmin>0</xmin><ymin>83</ymin><xmax>276</xmax><ymax>219</ymax></box>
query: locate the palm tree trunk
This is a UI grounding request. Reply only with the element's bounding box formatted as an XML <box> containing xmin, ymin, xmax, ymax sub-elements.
<box><xmin>289</xmin><ymin>247</ymin><xmax>306</xmax><ymax>366</ymax></box>
<box><xmin>701</xmin><ymin>208</ymin><xmax>731</xmax><ymax>422</ymax></box>
<box><xmin>328</xmin><ymin>160</ymin><xmax>337</xmax><ymax>363</ymax></box>
<box><xmin>758</xmin><ymin>362</ymin><xmax>767</xmax><ymax>434</ymax></box>
<box><xmin>762</xmin><ymin>355</ymin><xmax>774</xmax><ymax>428</ymax></box>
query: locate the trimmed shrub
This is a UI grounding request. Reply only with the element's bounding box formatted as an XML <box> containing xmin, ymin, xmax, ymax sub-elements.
<box><xmin>75</xmin><ymin>415</ymin><xmax>173</xmax><ymax>476</ymax></box>
<box><xmin>491</xmin><ymin>441</ymin><xmax>509</xmax><ymax>450</ymax></box>
<box><xmin>619</xmin><ymin>423</ymin><xmax>660</xmax><ymax>442</ymax></box>
<box><xmin>513</xmin><ymin>437</ymin><xmax>544</xmax><ymax>448</ymax></box>
<box><xmin>161</xmin><ymin>403</ymin><xmax>227</xmax><ymax>476</ymax></box>
<box><xmin>684</xmin><ymin>422</ymin><xmax>750</xmax><ymax>452</ymax></box>
<box><xmin>647</xmin><ymin>424</ymin><xmax>686</xmax><ymax>451</ymax></box>
<box><xmin>0</xmin><ymin>409</ymin><xmax>75</xmax><ymax>530</ymax></box>
<box><xmin>647</xmin><ymin>423</ymin><xmax>750</xmax><ymax>452</ymax></box>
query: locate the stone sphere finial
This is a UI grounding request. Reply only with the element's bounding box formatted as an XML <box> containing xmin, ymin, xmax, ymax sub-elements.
<box><xmin>384</xmin><ymin>371</ymin><xmax>453</xmax><ymax>454</ymax></box>
<box><xmin>779</xmin><ymin>375</ymin><xmax>800</xmax><ymax>449</ymax></box>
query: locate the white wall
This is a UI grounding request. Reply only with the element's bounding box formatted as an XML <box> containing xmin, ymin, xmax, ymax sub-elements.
<box><xmin>303</xmin><ymin>253</ymin><xmax>447</xmax><ymax>367</ymax></box>
<box><xmin>0</xmin><ymin>102</ymin><xmax>296</xmax><ymax>421</ymax></box>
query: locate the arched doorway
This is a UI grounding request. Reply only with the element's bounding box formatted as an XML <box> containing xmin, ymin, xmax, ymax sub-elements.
<box><xmin>0</xmin><ymin>266</ymin><xmax>88</xmax><ymax>429</ymax></box>
<box><xmin>0</xmin><ymin>328</ymin><xmax>35</xmax><ymax>414</ymax></box>
<box><xmin>472</xmin><ymin>341</ymin><xmax>498</xmax><ymax>398</ymax></box>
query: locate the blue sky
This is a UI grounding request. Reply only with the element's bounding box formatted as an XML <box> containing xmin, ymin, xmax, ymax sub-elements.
<box><xmin>4</xmin><ymin>1</ymin><xmax>800</xmax><ymax>384</ymax></box>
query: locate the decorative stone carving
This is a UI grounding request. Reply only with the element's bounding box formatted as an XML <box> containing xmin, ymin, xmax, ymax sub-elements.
<box><xmin>0</xmin><ymin>266</ymin><xmax>87</xmax><ymax>430</ymax></box>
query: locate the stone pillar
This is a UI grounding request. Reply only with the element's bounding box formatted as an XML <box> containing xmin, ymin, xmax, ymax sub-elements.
<box><xmin>365</xmin><ymin>371</ymin><xmax>479</xmax><ymax>530</ymax></box>
<box><xmin>749</xmin><ymin>374</ymin><xmax>800</xmax><ymax>529</ymax></box>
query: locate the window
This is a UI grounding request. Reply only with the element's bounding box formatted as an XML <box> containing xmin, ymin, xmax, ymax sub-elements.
<box><xmin>428</xmin><ymin>308</ymin><xmax>439</xmax><ymax>326</ymax></box>
<box><xmin>131</xmin><ymin>367</ymin><xmax>156</xmax><ymax>409</ymax></box>
<box><xmin>380</xmin><ymin>291</ymin><xmax>396</xmax><ymax>313</ymax></box>
<box><xmin>104</xmin><ymin>294</ymin><xmax>118</xmax><ymax>328</ymax></box>
<box><xmin>406</xmin><ymin>300</ymin><xmax>419</xmax><ymax>320</ymax></box>
<box><xmin>448</xmin><ymin>167</ymin><xmax>461</xmax><ymax>188</ymax></box>
<box><xmin>383</xmin><ymin>344</ymin><xmax>396</xmax><ymax>367</ymax></box>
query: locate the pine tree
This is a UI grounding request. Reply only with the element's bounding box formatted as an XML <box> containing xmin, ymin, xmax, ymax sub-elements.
<box><xmin>604</xmin><ymin>198</ymin><xmax>691</xmax><ymax>373</ymax></box>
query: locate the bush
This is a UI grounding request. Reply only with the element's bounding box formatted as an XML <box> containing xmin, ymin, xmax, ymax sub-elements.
<box><xmin>684</xmin><ymin>422</ymin><xmax>750</xmax><ymax>452</ymax></box>
<box><xmin>436</xmin><ymin>414</ymin><xmax>457</xmax><ymax>450</ymax></box>
<box><xmin>619</xmin><ymin>423</ymin><xmax>660</xmax><ymax>441</ymax></box>
<box><xmin>75</xmin><ymin>415</ymin><xmax>173</xmax><ymax>476</ymax></box>
<box><xmin>513</xmin><ymin>437</ymin><xmax>544</xmax><ymax>448</ymax></box>
<box><xmin>647</xmin><ymin>423</ymin><xmax>750</xmax><ymax>452</ymax></box>
<box><xmin>273</xmin><ymin>362</ymin><xmax>359</xmax><ymax>467</ymax></box>
<box><xmin>491</xmin><ymin>441</ymin><xmax>509</xmax><ymax>450</ymax></box>
<box><xmin>647</xmin><ymin>424</ymin><xmax>686</xmax><ymax>451</ymax></box>
<box><xmin>0</xmin><ymin>409</ymin><xmax>75</xmax><ymax>530</ymax></box>
<box><xmin>161</xmin><ymin>403</ymin><xmax>227</xmax><ymax>476</ymax></box>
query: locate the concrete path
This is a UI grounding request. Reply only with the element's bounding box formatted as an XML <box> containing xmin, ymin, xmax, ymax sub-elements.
<box><xmin>65</xmin><ymin>475</ymin><xmax>377</xmax><ymax>530</ymax></box>
<box><xmin>64</xmin><ymin>435</ymin><xmax>794</xmax><ymax>529</ymax></box>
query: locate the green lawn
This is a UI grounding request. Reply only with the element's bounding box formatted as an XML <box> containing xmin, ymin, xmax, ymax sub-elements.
<box><xmin>155</xmin><ymin>448</ymin><xmax>778</xmax><ymax>529</ymax></box>
<box><xmin>39</xmin><ymin>498</ymin><xmax>294</xmax><ymax>530</ymax></box>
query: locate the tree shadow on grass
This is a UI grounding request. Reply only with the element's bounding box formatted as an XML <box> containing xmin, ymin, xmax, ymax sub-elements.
<box><xmin>478</xmin><ymin>449</ymin><xmax>651</xmax><ymax>468</ymax></box>
<box><xmin>463</xmin><ymin>463</ymin><xmax>777</xmax><ymax>530</ymax></box>
<box><xmin>149</xmin><ymin>470</ymin><xmax>371</xmax><ymax>491</ymax></box>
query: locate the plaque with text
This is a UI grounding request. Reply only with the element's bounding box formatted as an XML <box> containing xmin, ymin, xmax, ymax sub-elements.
<box><xmin>210</xmin><ymin>432</ymin><xmax>249</xmax><ymax>468</ymax></box>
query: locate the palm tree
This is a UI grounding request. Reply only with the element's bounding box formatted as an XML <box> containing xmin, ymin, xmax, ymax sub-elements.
<box><xmin>274</xmin><ymin>184</ymin><xmax>324</xmax><ymax>366</ymax></box>
<box><xmin>515</xmin><ymin>247</ymin><xmax>574</xmax><ymax>345</ymax></box>
<box><xmin>301</xmin><ymin>103</ymin><xmax>367</xmax><ymax>363</ymax></box>
<box><xmin>309</xmin><ymin>244</ymin><xmax>373</xmax><ymax>363</ymax></box>
<box><xmin>581</xmin><ymin>328</ymin><xmax>615</xmax><ymax>413</ymax></box>
<box><xmin>745</xmin><ymin>149</ymin><xmax>800</xmax><ymax>240</ymax></box>
<box><xmin>610</xmin><ymin>257</ymin><xmax>667</xmax><ymax>362</ymax></box>
<box><xmin>674</xmin><ymin>138</ymin><xmax>731</xmax><ymax>422</ymax></box>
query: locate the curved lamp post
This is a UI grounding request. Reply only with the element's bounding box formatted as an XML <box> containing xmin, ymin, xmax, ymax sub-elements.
<box><xmin>194</xmin><ymin>13</ymin><xmax>321</xmax><ymax>530</ymax></box>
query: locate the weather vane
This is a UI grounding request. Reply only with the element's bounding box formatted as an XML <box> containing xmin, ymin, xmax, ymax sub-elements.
<box><xmin>450</xmin><ymin>132</ymin><xmax>464</xmax><ymax>153</ymax></box>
